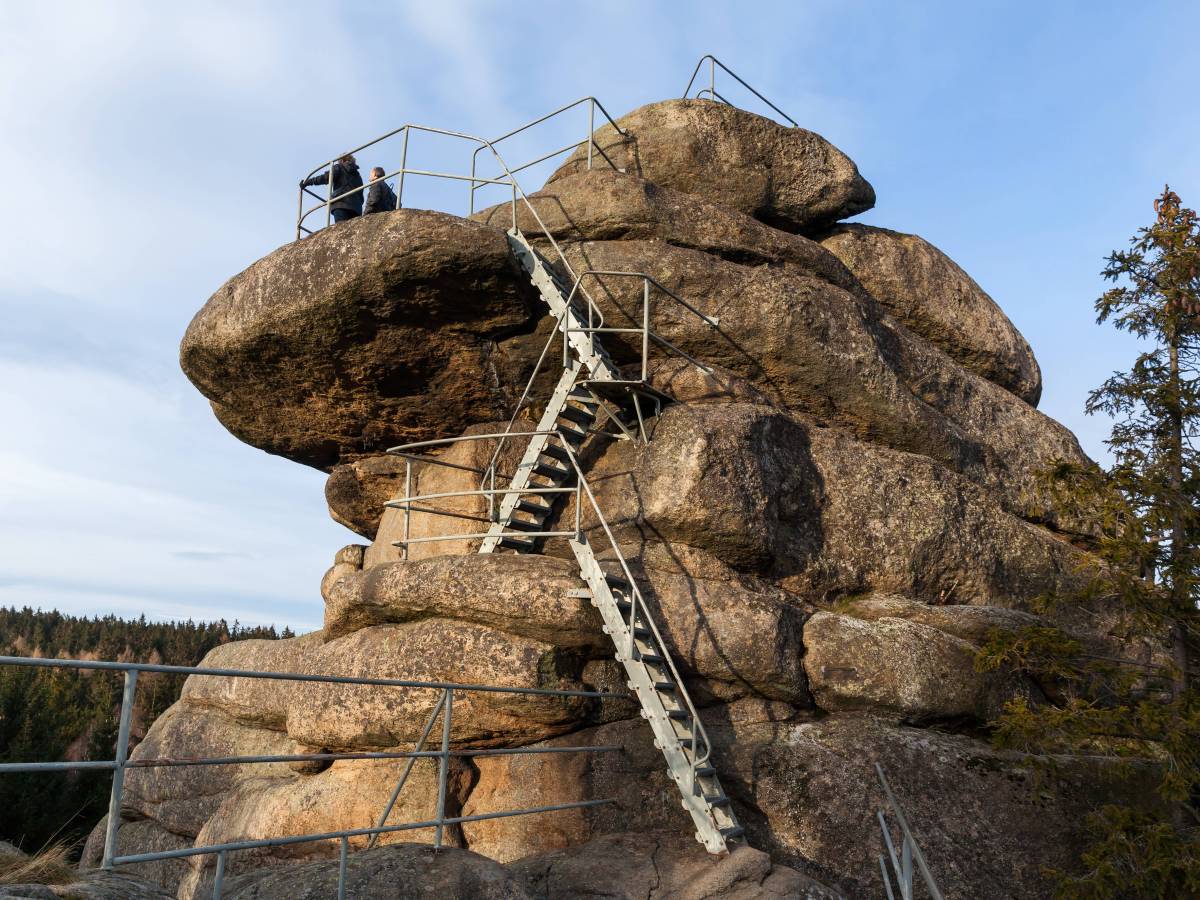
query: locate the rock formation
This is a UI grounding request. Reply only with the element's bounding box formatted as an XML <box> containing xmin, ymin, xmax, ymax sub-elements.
<box><xmin>99</xmin><ymin>97</ymin><xmax>1139</xmax><ymax>898</ymax></box>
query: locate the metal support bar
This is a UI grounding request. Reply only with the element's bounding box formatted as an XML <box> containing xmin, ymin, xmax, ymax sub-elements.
<box><xmin>212</xmin><ymin>849</ymin><xmax>226</xmax><ymax>900</ymax></box>
<box><xmin>434</xmin><ymin>690</ymin><xmax>453</xmax><ymax>849</ymax></box>
<box><xmin>338</xmin><ymin>835</ymin><xmax>349</xmax><ymax>900</ymax></box>
<box><xmin>367</xmin><ymin>692</ymin><xmax>446</xmax><ymax>850</ymax></box>
<box><xmin>101</xmin><ymin>668</ymin><xmax>138</xmax><ymax>870</ymax></box>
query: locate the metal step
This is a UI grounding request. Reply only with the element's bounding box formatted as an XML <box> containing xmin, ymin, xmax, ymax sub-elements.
<box><xmin>557</xmin><ymin>404</ymin><xmax>596</xmax><ymax>426</ymax></box>
<box><xmin>532</xmin><ymin>460</ymin><xmax>571</xmax><ymax>481</ymax></box>
<box><xmin>570</xmin><ymin>535</ymin><xmax>740</xmax><ymax>854</ymax></box>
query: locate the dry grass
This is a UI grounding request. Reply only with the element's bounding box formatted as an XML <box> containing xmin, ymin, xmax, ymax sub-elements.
<box><xmin>0</xmin><ymin>841</ymin><xmax>78</xmax><ymax>886</ymax></box>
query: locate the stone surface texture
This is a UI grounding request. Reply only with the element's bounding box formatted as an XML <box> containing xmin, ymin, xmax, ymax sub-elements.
<box><xmin>116</xmin><ymin>94</ymin><xmax>1139</xmax><ymax>900</ymax></box>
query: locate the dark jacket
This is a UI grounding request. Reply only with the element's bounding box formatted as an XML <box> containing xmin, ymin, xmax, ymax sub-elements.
<box><xmin>302</xmin><ymin>161</ymin><xmax>363</xmax><ymax>214</ymax></box>
<box><xmin>364</xmin><ymin>179</ymin><xmax>398</xmax><ymax>215</ymax></box>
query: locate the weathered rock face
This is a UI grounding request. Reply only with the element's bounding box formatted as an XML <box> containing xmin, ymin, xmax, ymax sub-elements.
<box><xmin>802</xmin><ymin>612</ymin><xmax>1033</xmax><ymax>721</ymax></box>
<box><xmin>512</xmin><ymin>830</ymin><xmax>838</xmax><ymax>900</ymax></box>
<box><xmin>549</xmin><ymin>99</ymin><xmax>876</xmax><ymax>234</ymax></box>
<box><xmin>574</xmin><ymin>402</ymin><xmax>1091</xmax><ymax>608</ymax></box>
<box><xmin>218</xmin><ymin>844</ymin><xmax>533</xmax><ymax>900</ymax></box>
<box><xmin>181</xmin><ymin>210</ymin><xmax>538</xmax><ymax>469</ymax></box>
<box><xmin>820</xmin><ymin>223</ymin><xmax>1042</xmax><ymax>405</ymax></box>
<box><xmin>324</xmin><ymin>456</ymin><xmax>409</xmax><ymax>538</ymax></box>
<box><xmin>152</xmin><ymin>93</ymin><xmax>1135</xmax><ymax>900</ymax></box>
<box><xmin>550</xmin><ymin>237</ymin><xmax>1084</xmax><ymax>523</ymax></box>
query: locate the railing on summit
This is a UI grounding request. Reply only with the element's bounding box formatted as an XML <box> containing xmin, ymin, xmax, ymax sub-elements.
<box><xmin>682</xmin><ymin>54</ymin><xmax>799</xmax><ymax>127</ymax></box>
<box><xmin>295</xmin><ymin>97</ymin><xmax>626</xmax><ymax>239</ymax></box>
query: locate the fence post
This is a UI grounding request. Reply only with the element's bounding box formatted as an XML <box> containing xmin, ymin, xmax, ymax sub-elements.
<box><xmin>709</xmin><ymin>56</ymin><xmax>716</xmax><ymax>100</ymax></box>
<box><xmin>101</xmin><ymin>668</ymin><xmax>138</xmax><ymax>870</ymax></box>
<box><xmin>641</xmin><ymin>279</ymin><xmax>651</xmax><ymax>383</ymax></box>
<box><xmin>325</xmin><ymin>168</ymin><xmax>333</xmax><ymax>228</ymax></box>
<box><xmin>398</xmin><ymin>127</ymin><xmax>409</xmax><ymax>209</ymax></box>
<box><xmin>587</xmin><ymin>99</ymin><xmax>595</xmax><ymax>171</ymax></box>
<box><xmin>402</xmin><ymin>460</ymin><xmax>412</xmax><ymax>561</ymax></box>
<box><xmin>433</xmin><ymin>688</ymin><xmax>453</xmax><ymax>849</ymax></box>
<box><xmin>211</xmin><ymin>850</ymin><xmax>226</xmax><ymax>900</ymax></box>
<box><xmin>338</xmin><ymin>835</ymin><xmax>349</xmax><ymax>900</ymax></box>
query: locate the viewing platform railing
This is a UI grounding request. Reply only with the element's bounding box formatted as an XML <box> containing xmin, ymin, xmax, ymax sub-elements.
<box><xmin>681</xmin><ymin>54</ymin><xmax>798</xmax><ymax>126</ymax></box>
<box><xmin>0</xmin><ymin>655</ymin><xmax>623</xmax><ymax>900</ymax></box>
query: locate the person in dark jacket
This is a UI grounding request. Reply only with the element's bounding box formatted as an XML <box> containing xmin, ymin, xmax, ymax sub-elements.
<box><xmin>363</xmin><ymin>167</ymin><xmax>398</xmax><ymax>215</ymax></box>
<box><xmin>301</xmin><ymin>154</ymin><xmax>363</xmax><ymax>223</ymax></box>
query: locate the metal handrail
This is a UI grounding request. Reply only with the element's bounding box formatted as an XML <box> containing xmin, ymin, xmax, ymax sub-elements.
<box><xmin>468</xmin><ymin>96</ymin><xmax>628</xmax><ymax>211</ymax></box>
<box><xmin>478</xmin><ymin>269</ymin><xmax>721</xmax><ymax>509</ymax></box>
<box><xmin>0</xmin><ymin>654</ymin><xmax>623</xmax><ymax>900</ymax></box>
<box><xmin>682</xmin><ymin>54</ymin><xmax>799</xmax><ymax>127</ymax></box>
<box><xmin>384</xmin><ymin>429</ymin><xmax>714</xmax><ymax>775</ymax></box>
<box><xmin>876</xmin><ymin>763</ymin><xmax>944</xmax><ymax>900</ymax></box>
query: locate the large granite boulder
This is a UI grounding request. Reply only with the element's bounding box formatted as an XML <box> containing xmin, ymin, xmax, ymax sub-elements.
<box><xmin>802</xmin><ymin>611</ymin><xmax>1032</xmax><ymax>721</ymax></box>
<box><xmin>820</xmin><ymin>223</ymin><xmax>1042</xmax><ymax>405</ymax></box>
<box><xmin>574</xmin><ymin>402</ymin><xmax>1092</xmax><ymax>609</ymax></box>
<box><xmin>180</xmin><ymin>625</ymin><xmax>597</xmax><ymax>749</ymax></box>
<box><xmin>551</xmin><ymin>237</ymin><xmax>1083</xmax><ymax>524</ymax></box>
<box><xmin>548</xmin><ymin>99</ymin><xmax>875</xmax><ymax>234</ymax></box>
<box><xmin>476</xmin><ymin>169</ymin><xmax>861</xmax><ymax>291</ymax></box>
<box><xmin>181</xmin><ymin>210</ymin><xmax>538</xmax><ymax>469</ymax></box>
<box><xmin>325</xmin><ymin>456</ymin><xmax>409</xmax><ymax>538</ymax></box>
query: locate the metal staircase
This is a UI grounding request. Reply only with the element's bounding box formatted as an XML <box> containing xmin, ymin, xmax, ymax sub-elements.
<box><xmin>473</xmin><ymin>228</ymin><xmax>743</xmax><ymax>853</ymax></box>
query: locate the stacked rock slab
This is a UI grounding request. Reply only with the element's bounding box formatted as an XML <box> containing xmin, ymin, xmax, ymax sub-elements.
<box><xmin>135</xmin><ymin>97</ymin><xmax>1133</xmax><ymax>899</ymax></box>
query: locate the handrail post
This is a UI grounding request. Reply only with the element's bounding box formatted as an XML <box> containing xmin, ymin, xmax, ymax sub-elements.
<box><xmin>398</xmin><ymin>127</ymin><xmax>409</xmax><ymax>210</ymax></box>
<box><xmin>642</xmin><ymin>279</ymin><xmax>651</xmax><ymax>383</ymax></box>
<box><xmin>326</xmin><ymin>168</ymin><xmax>333</xmax><ymax>228</ymax></box>
<box><xmin>469</xmin><ymin>149</ymin><xmax>477</xmax><ymax>215</ymax></box>
<box><xmin>211</xmin><ymin>849</ymin><xmax>226</xmax><ymax>900</ymax></box>
<box><xmin>710</xmin><ymin>56</ymin><xmax>716</xmax><ymax>100</ymax></box>
<box><xmin>337</xmin><ymin>835</ymin><xmax>349</xmax><ymax>900</ymax></box>
<box><xmin>402</xmin><ymin>460</ymin><xmax>412</xmax><ymax>561</ymax></box>
<box><xmin>296</xmin><ymin>185</ymin><xmax>304</xmax><ymax>241</ymax></box>
<box><xmin>102</xmin><ymin>668</ymin><xmax>138</xmax><ymax>870</ymax></box>
<box><xmin>510</xmin><ymin>181</ymin><xmax>517</xmax><ymax>232</ymax></box>
<box><xmin>574</xmin><ymin>478</ymin><xmax>582</xmax><ymax>540</ymax></box>
<box><xmin>433</xmin><ymin>688</ymin><xmax>453</xmax><ymax>849</ymax></box>
<box><xmin>587</xmin><ymin>99</ymin><xmax>595</xmax><ymax>171</ymax></box>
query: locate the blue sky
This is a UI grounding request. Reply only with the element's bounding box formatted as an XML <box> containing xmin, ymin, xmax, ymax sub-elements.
<box><xmin>1</xmin><ymin>1</ymin><xmax>1196</xmax><ymax>633</ymax></box>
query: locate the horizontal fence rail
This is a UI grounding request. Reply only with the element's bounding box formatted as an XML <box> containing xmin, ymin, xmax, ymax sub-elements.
<box><xmin>0</xmin><ymin>655</ymin><xmax>625</xmax><ymax>900</ymax></box>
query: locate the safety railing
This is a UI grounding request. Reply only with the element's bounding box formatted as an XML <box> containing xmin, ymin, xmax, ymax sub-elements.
<box><xmin>296</xmin><ymin>97</ymin><xmax>625</xmax><ymax>238</ymax></box>
<box><xmin>682</xmin><ymin>54</ymin><xmax>798</xmax><ymax>127</ymax></box>
<box><xmin>469</xmin><ymin>96</ymin><xmax>627</xmax><ymax>214</ymax></box>
<box><xmin>383</xmin><ymin>429</ymin><xmax>715</xmax><ymax>789</ymax></box>
<box><xmin>876</xmin><ymin>763</ymin><xmax>944</xmax><ymax>900</ymax></box>
<box><xmin>0</xmin><ymin>655</ymin><xmax>623</xmax><ymax>900</ymax></box>
<box><xmin>479</xmin><ymin>269</ymin><xmax>722</xmax><ymax>504</ymax></box>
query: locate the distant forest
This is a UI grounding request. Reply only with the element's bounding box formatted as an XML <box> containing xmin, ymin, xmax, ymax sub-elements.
<box><xmin>0</xmin><ymin>607</ymin><xmax>291</xmax><ymax>853</ymax></box>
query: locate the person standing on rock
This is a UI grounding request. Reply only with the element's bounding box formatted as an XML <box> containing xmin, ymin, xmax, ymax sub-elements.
<box><xmin>301</xmin><ymin>154</ymin><xmax>363</xmax><ymax>224</ymax></box>
<box><xmin>363</xmin><ymin>167</ymin><xmax>398</xmax><ymax>215</ymax></box>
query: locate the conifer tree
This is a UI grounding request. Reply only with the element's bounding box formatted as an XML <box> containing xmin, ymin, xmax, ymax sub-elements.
<box><xmin>977</xmin><ymin>186</ymin><xmax>1200</xmax><ymax>898</ymax></box>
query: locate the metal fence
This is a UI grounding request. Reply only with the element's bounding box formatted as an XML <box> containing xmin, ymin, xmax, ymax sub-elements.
<box><xmin>295</xmin><ymin>97</ymin><xmax>626</xmax><ymax>238</ymax></box>
<box><xmin>876</xmin><ymin>763</ymin><xmax>943</xmax><ymax>900</ymax></box>
<box><xmin>681</xmin><ymin>55</ymin><xmax>798</xmax><ymax>127</ymax></box>
<box><xmin>297</xmin><ymin>55</ymin><xmax>796</xmax><ymax>240</ymax></box>
<box><xmin>0</xmin><ymin>655</ymin><xmax>624</xmax><ymax>899</ymax></box>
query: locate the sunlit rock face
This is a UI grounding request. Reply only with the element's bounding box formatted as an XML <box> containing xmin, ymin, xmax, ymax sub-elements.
<box><xmin>122</xmin><ymin>95</ymin><xmax>1135</xmax><ymax>900</ymax></box>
